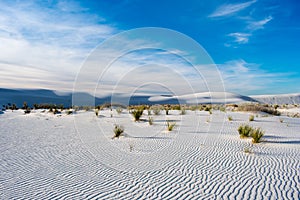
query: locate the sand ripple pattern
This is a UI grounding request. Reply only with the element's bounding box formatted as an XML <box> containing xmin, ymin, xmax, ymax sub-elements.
<box><xmin>0</xmin><ymin>110</ymin><xmax>299</xmax><ymax>199</ymax></box>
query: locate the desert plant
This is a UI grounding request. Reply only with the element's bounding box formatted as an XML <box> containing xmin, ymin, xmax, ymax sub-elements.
<box><xmin>24</xmin><ymin>108</ymin><xmax>31</xmax><ymax>114</ymax></box>
<box><xmin>238</xmin><ymin>124</ymin><xmax>252</xmax><ymax>138</ymax></box>
<box><xmin>152</xmin><ymin>106</ymin><xmax>161</xmax><ymax>115</ymax></box>
<box><xmin>116</xmin><ymin>107</ymin><xmax>123</xmax><ymax>114</ymax></box>
<box><xmin>147</xmin><ymin>109</ymin><xmax>151</xmax><ymax>115</ymax></box>
<box><xmin>66</xmin><ymin>110</ymin><xmax>73</xmax><ymax>115</ymax></box>
<box><xmin>95</xmin><ymin>109</ymin><xmax>99</xmax><ymax>117</ymax></box>
<box><xmin>250</xmin><ymin>128</ymin><xmax>264</xmax><ymax>143</ymax></box>
<box><xmin>53</xmin><ymin>109</ymin><xmax>61</xmax><ymax>114</ymax></box>
<box><xmin>228</xmin><ymin>116</ymin><xmax>233</xmax><ymax>121</ymax></box>
<box><xmin>180</xmin><ymin>108</ymin><xmax>186</xmax><ymax>115</ymax></box>
<box><xmin>165</xmin><ymin>108</ymin><xmax>169</xmax><ymax>115</ymax></box>
<box><xmin>249</xmin><ymin>115</ymin><xmax>255</xmax><ymax>121</ymax></box>
<box><xmin>166</xmin><ymin>120</ymin><xmax>176</xmax><ymax>131</ymax></box>
<box><xmin>132</xmin><ymin>109</ymin><xmax>144</xmax><ymax>121</ymax></box>
<box><xmin>243</xmin><ymin>147</ymin><xmax>252</xmax><ymax>154</ymax></box>
<box><xmin>113</xmin><ymin>125</ymin><xmax>124</xmax><ymax>138</ymax></box>
<box><xmin>148</xmin><ymin>117</ymin><xmax>154</xmax><ymax>125</ymax></box>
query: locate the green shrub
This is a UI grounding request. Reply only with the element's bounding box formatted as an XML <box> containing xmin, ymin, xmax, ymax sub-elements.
<box><xmin>116</xmin><ymin>107</ymin><xmax>123</xmax><ymax>114</ymax></box>
<box><xmin>180</xmin><ymin>108</ymin><xmax>186</xmax><ymax>115</ymax></box>
<box><xmin>251</xmin><ymin>128</ymin><xmax>264</xmax><ymax>143</ymax></box>
<box><xmin>148</xmin><ymin>117</ymin><xmax>154</xmax><ymax>125</ymax></box>
<box><xmin>166</xmin><ymin>120</ymin><xmax>176</xmax><ymax>131</ymax></box>
<box><xmin>113</xmin><ymin>125</ymin><xmax>124</xmax><ymax>138</ymax></box>
<box><xmin>152</xmin><ymin>106</ymin><xmax>161</xmax><ymax>115</ymax></box>
<box><xmin>66</xmin><ymin>110</ymin><xmax>73</xmax><ymax>115</ymax></box>
<box><xmin>249</xmin><ymin>115</ymin><xmax>254</xmax><ymax>121</ymax></box>
<box><xmin>228</xmin><ymin>116</ymin><xmax>233</xmax><ymax>121</ymax></box>
<box><xmin>132</xmin><ymin>109</ymin><xmax>144</xmax><ymax>121</ymax></box>
<box><xmin>238</xmin><ymin>125</ymin><xmax>252</xmax><ymax>138</ymax></box>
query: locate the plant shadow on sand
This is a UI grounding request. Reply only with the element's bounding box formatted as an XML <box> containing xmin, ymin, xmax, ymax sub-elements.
<box><xmin>263</xmin><ymin>135</ymin><xmax>300</xmax><ymax>144</ymax></box>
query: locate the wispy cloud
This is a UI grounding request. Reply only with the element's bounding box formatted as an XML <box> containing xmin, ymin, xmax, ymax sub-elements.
<box><xmin>0</xmin><ymin>0</ymin><xmax>116</xmax><ymax>90</ymax></box>
<box><xmin>218</xmin><ymin>59</ymin><xmax>291</xmax><ymax>94</ymax></box>
<box><xmin>208</xmin><ymin>0</ymin><xmax>256</xmax><ymax>18</ymax></box>
<box><xmin>228</xmin><ymin>32</ymin><xmax>252</xmax><ymax>44</ymax></box>
<box><xmin>247</xmin><ymin>16</ymin><xmax>273</xmax><ymax>30</ymax></box>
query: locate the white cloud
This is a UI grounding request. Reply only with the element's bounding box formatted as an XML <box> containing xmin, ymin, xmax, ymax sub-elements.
<box><xmin>0</xmin><ymin>0</ymin><xmax>115</xmax><ymax>91</ymax></box>
<box><xmin>209</xmin><ymin>0</ymin><xmax>256</xmax><ymax>18</ymax></box>
<box><xmin>228</xmin><ymin>32</ymin><xmax>252</xmax><ymax>44</ymax></box>
<box><xmin>247</xmin><ymin>16</ymin><xmax>273</xmax><ymax>30</ymax></box>
<box><xmin>218</xmin><ymin>59</ymin><xmax>290</xmax><ymax>94</ymax></box>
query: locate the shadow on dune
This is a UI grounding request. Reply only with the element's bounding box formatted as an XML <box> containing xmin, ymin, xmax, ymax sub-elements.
<box><xmin>265</xmin><ymin>140</ymin><xmax>300</xmax><ymax>144</ymax></box>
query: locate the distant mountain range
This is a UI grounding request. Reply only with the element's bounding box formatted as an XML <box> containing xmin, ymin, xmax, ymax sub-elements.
<box><xmin>0</xmin><ymin>88</ymin><xmax>299</xmax><ymax>107</ymax></box>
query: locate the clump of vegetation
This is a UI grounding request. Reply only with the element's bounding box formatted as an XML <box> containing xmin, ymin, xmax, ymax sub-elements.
<box><xmin>113</xmin><ymin>125</ymin><xmax>124</xmax><ymax>138</ymax></box>
<box><xmin>116</xmin><ymin>107</ymin><xmax>123</xmax><ymax>114</ymax></box>
<box><xmin>148</xmin><ymin>117</ymin><xmax>154</xmax><ymax>125</ymax></box>
<box><xmin>249</xmin><ymin>115</ymin><xmax>255</xmax><ymax>122</ymax></box>
<box><xmin>147</xmin><ymin>109</ymin><xmax>151</xmax><ymax>115</ymax></box>
<box><xmin>24</xmin><ymin>108</ymin><xmax>31</xmax><ymax>114</ymax></box>
<box><xmin>251</xmin><ymin>128</ymin><xmax>264</xmax><ymax>143</ymax></box>
<box><xmin>228</xmin><ymin>116</ymin><xmax>233</xmax><ymax>121</ymax></box>
<box><xmin>95</xmin><ymin>109</ymin><xmax>99</xmax><ymax>117</ymax></box>
<box><xmin>53</xmin><ymin>108</ymin><xmax>61</xmax><ymax>115</ymax></box>
<box><xmin>238</xmin><ymin>125</ymin><xmax>264</xmax><ymax>143</ymax></box>
<box><xmin>279</xmin><ymin>118</ymin><xmax>284</xmax><ymax>123</ymax></box>
<box><xmin>66</xmin><ymin>110</ymin><xmax>73</xmax><ymax>115</ymax></box>
<box><xmin>132</xmin><ymin>109</ymin><xmax>144</xmax><ymax>121</ymax></box>
<box><xmin>238</xmin><ymin>124</ymin><xmax>252</xmax><ymax>138</ymax></box>
<box><xmin>180</xmin><ymin>108</ymin><xmax>186</xmax><ymax>115</ymax></box>
<box><xmin>151</xmin><ymin>105</ymin><xmax>161</xmax><ymax>115</ymax></box>
<box><xmin>243</xmin><ymin>147</ymin><xmax>252</xmax><ymax>154</ymax></box>
<box><xmin>237</xmin><ymin>104</ymin><xmax>281</xmax><ymax>116</ymax></box>
<box><xmin>166</xmin><ymin>120</ymin><xmax>176</xmax><ymax>131</ymax></box>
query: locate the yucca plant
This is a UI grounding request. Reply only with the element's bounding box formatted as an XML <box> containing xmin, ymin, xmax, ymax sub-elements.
<box><xmin>113</xmin><ymin>125</ymin><xmax>124</xmax><ymax>138</ymax></box>
<box><xmin>251</xmin><ymin>128</ymin><xmax>264</xmax><ymax>143</ymax></box>
<box><xmin>132</xmin><ymin>109</ymin><xmax>144</xmax><ymax>121</ymax></box>
<box><xmin>249</xmin><ymin>115</ymin><xmax>255</xmax><ymax>121</ymax></box>
<box><xmin>148</xmin><ymin>117</ymin><xmax>154</xmax><ymax>125</ymax></box>
<box><xmin>180</xmin><ymin>108</ymin><xmax>186</xmax><ymax>115</ymax></box>
<box><xmin>166</xmin><ymin>120</ymin><xmax>176</xmax><ymax>131</ymax></box>
<box><xmin>238</xmin><ymin>124</ymin><xmax>252</xmax><ymax>138</ymax></box>
<box><xmin>116</xmin><ymin>107</ymin><xmax>123</xmax><ymax>114</ymax></box>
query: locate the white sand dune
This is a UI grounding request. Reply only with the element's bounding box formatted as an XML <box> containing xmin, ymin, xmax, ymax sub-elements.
<box><xmin>1</xmin><ymin>109</ymin><xmax>299</xmax><ymax>199</ymax></box>
<box><xmin>251</xmin><ymin>93</ymin><xmax>300</xmax><ymax>105</ymax></box>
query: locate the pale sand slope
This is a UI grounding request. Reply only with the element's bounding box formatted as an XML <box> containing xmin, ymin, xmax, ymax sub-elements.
<box><xmin>0</xmin><ymin>109</ymin><xmax>299</xmax><ymax>199</ymax></box>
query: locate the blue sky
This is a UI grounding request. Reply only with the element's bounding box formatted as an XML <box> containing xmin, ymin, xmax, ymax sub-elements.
<box><xmin>0</xmin><ymin>0</ymin><xmax>299</xmax><ymax>96</ymax></box>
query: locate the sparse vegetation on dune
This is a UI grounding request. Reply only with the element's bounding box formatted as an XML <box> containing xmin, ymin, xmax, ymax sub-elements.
<box><xmin>238</xmin><ymin>124</ymin><xmax>264</xmax><ymax>143</ymax></box>
<box><xmin>166</xmin><ymin>120</ymin><xmax>176</xmax><ymax>131</ymax></box>
<box><xmin>251</xmin><ymin>128</ymin><xmax>264</xmax><ymax>143</ymax></box>
<box><xmin>249</xmin><ymin>115</ymin><xmax>255</xmax><ymax>121</ymax></box>
<box><xmin>131</xmin><ymin>108</ymin><xmax>144</xmax><ymax>121</ymax></box>
<box><xmin>113</xmin><ymin>125</ymin><xmax>124</xmax><ymax>138</ymax></box>
<box><xmin>238</xmin><ymin>125</ymin><xmax>253</xmax><ymax>138</ymax></box>
<box><xmin>148</xmin><ymin>117</ymin><xmax>154</xmax><ymax>125</ymax></box>
<box><xmin>237</xmin><ymin>104</ymin><xmax>281</xmax><ymax>116</ymax></box>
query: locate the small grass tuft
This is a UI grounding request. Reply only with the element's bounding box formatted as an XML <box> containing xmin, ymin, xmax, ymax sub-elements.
<box><xmin>228</xmin><ymin>115</ymin><xmax>233</xmax><ymax>121</ymax></box>
<box><xmin>238</xmin><ymin>124</ymin><xmax>252</xmax><ymax>138</ymax></box>
<box><xmin>116</xmin><ymin>107</ymin><xmax>123</xmax><ymax>114</ymax></box>
<box><xmin>113</xmin><ymin>125</ymin><xmax>124</xmax><ymax>138</ymax></box>
<box><xmin>251</xmin><ymin>128</ymin><xmax>264</xmax><ymax>143</ymax></box>
<box><xmin>132</xmin><ymin>109</ymin><xmax>144</xmax><ymax>121</ymax></box>
<box><xmin>249</xmin><ymin>115</ymin><xmax>255</xmax><ymax>121</ymax></box>
<box><xmin>166</xmin><ymin>120</ymin><xmax>176</xmax><ymax>131</ymax></box>
<box><xmin>148</xmin><ymin>117</ymin><xmax>154</xmax><ymax>125</ymax></box>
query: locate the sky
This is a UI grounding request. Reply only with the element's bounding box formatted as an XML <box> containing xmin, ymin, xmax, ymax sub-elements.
<box><xmin>0</xmin><ymin>0</ymin><xmax>299</xmax><ymax>96</ymax></box>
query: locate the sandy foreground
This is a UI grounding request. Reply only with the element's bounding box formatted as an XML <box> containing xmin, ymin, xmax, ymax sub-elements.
<box><xmin>0</xmin><ymin>109</ymin><xmax>299</xmax><ymax>199</ymax></box>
